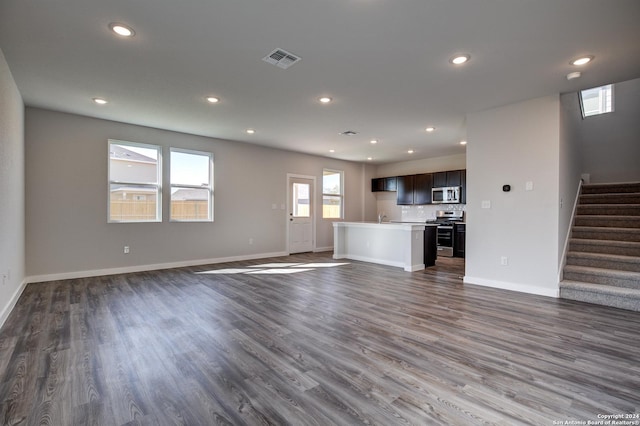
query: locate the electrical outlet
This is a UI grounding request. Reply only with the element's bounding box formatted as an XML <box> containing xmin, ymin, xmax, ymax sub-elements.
<box><xmin>124</xmin><ymin>246</ymin><xmax>130</xmax><ymax>254</ymax></box>
<box><xmin>1</xmin><ymin>271</ymin><xmax>8</xmax><ymax>286</ymax></box>
<box><xmin>500</xmin><ymin>256</ymin><xmax>508</xmax><ymax>266</ymax></box>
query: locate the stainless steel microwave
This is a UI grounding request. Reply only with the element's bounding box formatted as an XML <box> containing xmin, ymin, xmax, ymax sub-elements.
<box><xmin>432</xmin><ymin>186</ymin><xmax>461</xmax><ymax>204</ymax></box>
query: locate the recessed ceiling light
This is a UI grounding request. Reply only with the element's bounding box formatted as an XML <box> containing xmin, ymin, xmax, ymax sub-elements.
<box><xmin>425</xmin><ymin>126</ymin><xmax>436</xmax><ymax>132</ymax></box>
<box><xmin>319</xmin><ymin>97</ymin><xmax>332</xmax><ymax>104</ymax></box>
<box><xmin>246</xmin><ymin>129</ymin><xmax>255</xmax><ymax>134</ymax></box>
<box><xmin>450</xmin><ymin>54</ymin><xmax>470</xmax><ymax>65</ymax></box>
<box><xmin>109</xmin><ymin>23</ymin><xmax>135</xmax><ymax>37</ymax></box>
<box><xmin>408</xmin><ymin>149</ymin><xmax>414</xmax><ymax>154</ymax></box>
<box><xmin>329</xmin><ymin>149</ymin><xmax>335</xmax><ymax>153</ymax></box>
<box><xmin>370</xmin><ymin>139</ymin><xmax>378</xmax><ymax>144</ymax></box>
<box><xmin>460</xmin><ymin>140</ymin><xmax>467</xmax><ymax>145</ymax></box>
<box><xmin>571</xmin><ymin>56</ymin><xmax>594</xmax><ymax>66</ymax></box>
<box><xmin>93</xmin><ymin>97</ymin><xmax>108</xmax><ymax>105</ymax></box>
<box><xmin>367</xmin><ymin>157</ymin><xmax>373</xmax><ymax>161</ymax></box>
<box><xmin>206</xmin><ymin>96</ymin><xmax>220</xmax><ymax>103</ymax></box>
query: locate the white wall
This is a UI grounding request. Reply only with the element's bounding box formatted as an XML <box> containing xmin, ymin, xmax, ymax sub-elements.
<box><xmin>0</xmin><ymin>49</ymin><xmax>26</xmax><ymax>326</ymax></box>
<box><xmin>577</xmin><ymin>78</ymin><xmax>640</xmax><ymax>183</ymax></box>
<box><xmin>465</xmin><ymin>95</ymin><xmax>561</xmax><ymax>297</ymax></box>
<box><xmin>25</xmin><ymin>108</ymin><xmax>368</xmax><ymax>280</ymax></box>
<box><xmin>375</xmin><ymin>153</ymin><xmax>466</xmax><ymax>178</ymax></box>
<box><xmin>559</xmin><ymin>91</ymin><xmax>585</xmax><ymax>272</ymax></box>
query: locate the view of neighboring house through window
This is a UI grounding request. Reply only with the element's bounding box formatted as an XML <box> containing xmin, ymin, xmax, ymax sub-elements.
<box><xmin>322</xmin><ymin>169</ymin><xmax>343</xmax><ymax>219</ymax></box>
<box><xmin>108</xmin><ymin>140</ymin><xmax>162</xmax><ymax>222</ymax></box>
<box><xmin>170</xmin><ymin>148</ymin><xmax>214</xmax><ymax>222</ymax></box>
<box><xmin>580</xmin><ymin>84</ymin><xmax>614</xmax><ymax>118</ymax></box>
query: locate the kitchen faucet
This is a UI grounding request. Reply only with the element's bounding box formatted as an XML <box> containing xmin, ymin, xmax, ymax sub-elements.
<box><xmin>378</xmin><ymin>213</ymin><xmax>387</xmax><ymax>223</ymax></box>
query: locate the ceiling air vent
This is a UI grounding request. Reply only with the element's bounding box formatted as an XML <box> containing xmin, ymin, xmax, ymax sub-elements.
<box><xmin>262</xmin><ymin>48</ymin><xmax>301</xmax><ymax>69</ymax></box>
<box><xmin>340</xmin><ymin>130</ymin><xmax>358</xmax><ymax>136</ymax></box>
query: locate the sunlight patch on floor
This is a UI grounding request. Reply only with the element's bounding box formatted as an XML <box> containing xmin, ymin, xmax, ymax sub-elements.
<box><xmin>195</xmin><ymin>262</ymin><xmax>350</xmax><ymax>275</ymax></box>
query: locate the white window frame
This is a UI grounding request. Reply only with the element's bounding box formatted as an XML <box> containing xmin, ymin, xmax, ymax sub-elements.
<box><xmin>169</xmin><ymin>147</ymin><xmax>214</xmax><ymax>222</ymax></box>
<box><xmin>108</xmin><ymin>139</ymin><xmax>162</xmax><ymax>223</ymax></box>
<box><xmin>322</xmin><ymin>168</ymin><xmax>344</xmax><ymax>219</ymax></box>
<box><xmin>579</xmin><ymin>84</ymin><xmax>614</xmax><ymax>118</ymax></box>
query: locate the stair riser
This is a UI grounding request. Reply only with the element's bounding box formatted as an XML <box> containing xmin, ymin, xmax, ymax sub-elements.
<box><xmin>560</xmin><ymin>288</ymin><xmax>640</xmax><ymax>312</ymax></box>
<box><xmin>569</xmin><ymin>242</ymin><xmax>640</xmax><ymax>257</ymax></box>
<box><xmin>563</xmin><ymin>271</ymin><xmax>640</xmax><ymax>290</ymax></box>
<box><xmin>566</xmin><ymin>256</ymin><xmax>640</xmax><ymax>273</ymax></box>
<box><xmin>582</xmin><ymin>184</ymin><xmax>640</xmax><ymax>195</ymax></box>
<box><xmin>580</xmin><ymin>194</ymin><xmax>640</xmax><ymax>204</ymax></box>
<box><xmin>577</xmin><ymin>206</ymin><xmax>640</xmax><ymax>216</ymax></box>
<box><xmin>572</xmin><ymin>229</ymin><xmax>640</xmax><ymax>242</ymax></box>
<box><xmin>575</xmin><ymin>217</ymin><xmax>640</xmax><ymax>228</ymax></box>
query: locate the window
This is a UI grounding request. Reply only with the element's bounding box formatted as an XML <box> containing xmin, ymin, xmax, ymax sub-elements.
<box><xmin>580</xmin><ymin>84</ymin><xmax>614</xmax><ymax>118</ymax></box>
<box><xmin>170</xmin><ymin>148</ymin><xmax>214</xmax><ymax>222</ymax></box>
<box><xmin>322</xmin><ymin>169</ymin><xmax>343</xmax><ymax>219</ymax></box>
<box><xmin>109</xmin><ymin>140</ymin><xmax>161</xmax><ymax>222</ymax></box>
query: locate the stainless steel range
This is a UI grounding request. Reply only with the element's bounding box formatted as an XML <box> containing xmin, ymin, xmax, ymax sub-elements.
<box><xmin>428</xmin><ymin>210</ymin><xmax>464</xmax><ymax>257</ymax></box>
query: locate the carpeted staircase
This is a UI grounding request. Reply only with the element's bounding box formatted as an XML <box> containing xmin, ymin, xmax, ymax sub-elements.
<box><xmin>560</xmin><ymin>182</ymin><xmax>640</xmax><ymax>311</ymax></box>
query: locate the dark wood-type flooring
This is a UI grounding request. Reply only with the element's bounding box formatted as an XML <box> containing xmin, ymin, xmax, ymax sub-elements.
<box><xmin>1</xmin><ymin>253</ymin><xmax>639</xmax><ymax>425</ymax></box>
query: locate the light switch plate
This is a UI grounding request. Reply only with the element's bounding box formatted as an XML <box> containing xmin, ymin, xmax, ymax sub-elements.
<box><xmin>481</xmin><ymin>200</ymin><xmax>491</xmax><ymax>209</ymax></box>
<box><xmin>526</xmin><ymin>181</ymin><xmax>534</xmax><ymax>191</ymax></box>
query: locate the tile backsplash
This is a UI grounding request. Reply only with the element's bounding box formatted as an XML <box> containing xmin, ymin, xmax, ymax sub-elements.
<box><xmin>375</xmin><ymin>192</ymin><xmax>465</xmax><ymax>222</ymax></box>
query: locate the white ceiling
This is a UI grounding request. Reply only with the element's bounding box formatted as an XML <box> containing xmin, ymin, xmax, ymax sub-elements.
<box><xmin>1</xmin><ymin>0</ymin><xmax>639</xmax><ymax>164</ymax></box>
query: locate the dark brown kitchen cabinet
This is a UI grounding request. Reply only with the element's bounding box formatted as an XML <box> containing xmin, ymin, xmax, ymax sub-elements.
<box><xmin>384</xmin><ymin>177</ymin><xmax>397</xmax><ymax>191</ymax></box>
<box><xmin>413</xmin><ymin>173</ymin><xmax>433</xmax><ymax>204</ymax></box>
<box><xmin>396</xmin><ymin>175</ymin><xmax>415</xmax><ymax>205</ymax></box>
<box><xmin>434</xmin><ymin>170</ymin><xmax>462</xmax><ymax>187</ymax></box>
<box><xmin>397</xmin><ymin>174</ymin><xmax>433</xmax><ymax>205</ymax></box>
<box><xmin>371</xmin><ymin>177</ymin><xmax>398</xmax><ymax>192</ymax></box>
<box><xmin>424</xmin><ymin>225</ymin><xmax>437</xmax><ymax>267</ymax></box>
<box><xmin>433</xmin><ymin>172</ymin><xmax>447</xmax><ymax>188</ymax></box>
<box><xmin>454</xmin><ymin>223</ymin><xmax>466</xmax><ymax>258</ymax></box>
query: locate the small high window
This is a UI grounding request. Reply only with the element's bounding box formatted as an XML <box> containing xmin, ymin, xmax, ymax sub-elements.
<box><xmin>580</xmin><ymin>84</ymin><xmax>613</xmax><ymax>118</ymax></box>
<box><xmin>322</xmin><ymin>169</ymin><xmax>343</xmax><ymax>219</ymax></box>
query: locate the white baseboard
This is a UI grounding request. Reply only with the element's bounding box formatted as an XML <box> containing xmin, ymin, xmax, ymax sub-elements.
<box><xmin>25</xmin><ymin>251</ymin><xmax>289</xmax><ymax>284</ymax></box>
<box><xmin>463</xmin><ymin>276</ymin><xmax>559</xmax><ymax>298</ymax></box>
<box><xmin>313</xmin><ymin>246</ymin><xmax>333</xmax><ymax>253</ymax></box>
<box><xmin>333</xmin><ymin>253</ymin><xmax>408</xmax><ymax>270</ymax></box>
<box><xmin>0</xmin><ymin>279</ymin><xmax>28</xmax><ymax>329</ymax></box>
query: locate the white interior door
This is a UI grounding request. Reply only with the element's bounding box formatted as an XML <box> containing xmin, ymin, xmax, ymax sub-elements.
<box><xmin>288</xmin><ymin>176</ymin><xmax>314</xmax><ymax>253</ymax></box>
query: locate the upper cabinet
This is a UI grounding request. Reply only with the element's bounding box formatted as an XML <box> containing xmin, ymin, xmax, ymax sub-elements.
<box><xmin>373</xmin><ymin>169</ymin><xmax>465</xmax><ymax>205</ymax></box>
<box><xmin>433</xmin><ymin>170</ymin><xmax>462</xmax><ymax>187</ymax></box>
<box><xmin>396</xmin><ymin>175</ymin><xmax>415</xmax><ymax>205</ymax></box>
<box><xmin>371</xmin><ymin>177</ymin><xmax>398</xmax><ymax>192</ymax></box>
<box><xmin>397</xmin><ymin>173</ymin><xmax>432</xmax><ymax>205</ymax></box>
<box><xmin>414</xmin><ymin>173</ymin><xmax>433</xmax><ymax>205</ymax></box>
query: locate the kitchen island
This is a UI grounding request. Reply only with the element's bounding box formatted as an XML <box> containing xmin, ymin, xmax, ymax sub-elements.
<box><xmin>333</xmin><ymin>221</ymin><xmax>437</xmax><ymax>271</ymax></box>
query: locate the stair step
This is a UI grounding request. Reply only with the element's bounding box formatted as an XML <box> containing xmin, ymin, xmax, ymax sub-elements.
<box><xmin>574</xmin><ymin>215</ymin><xmax>640</xmax><ymax>228</ymax></box>
<box><xmin>581</xmin><ymin>182</ymin><xmax>640</xmax><ymax>195</ymax></box>
<box><xmin>579</xmin><ymin>193</ymin><xmax>640</xmax><ymax>205</ymax></box>
<box><xmin>563</xmin><ymin>265</ymin><xmax>640</xmax><ymax>290</ymax></box>
<box><xmin>576</xmin><ymin>204</ymin><xmax>640</xmax><ymax>216</ymax></box>
<box><xmin>560</xmin><ymin>280</ymin><xmax>640</xmax><ymax>312</ymax></box>
<box><xmin>572</xmin><ymin>226</ymin><xmax>640</xmax><ymax>242</ymax></box>
<box><xmin>577</xmin><ymin>204</ymin><xmax>640</xmax><ymax>216</ymax></box>
<box><xmin>566</xmin><ymin>251</ymin><xmax>640</xmax><ymax>273</ymax></box>
<box><xmin>569</xmin><ymin>238</ymin><xmax>640</xmax><ymax>257</ymax></box>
